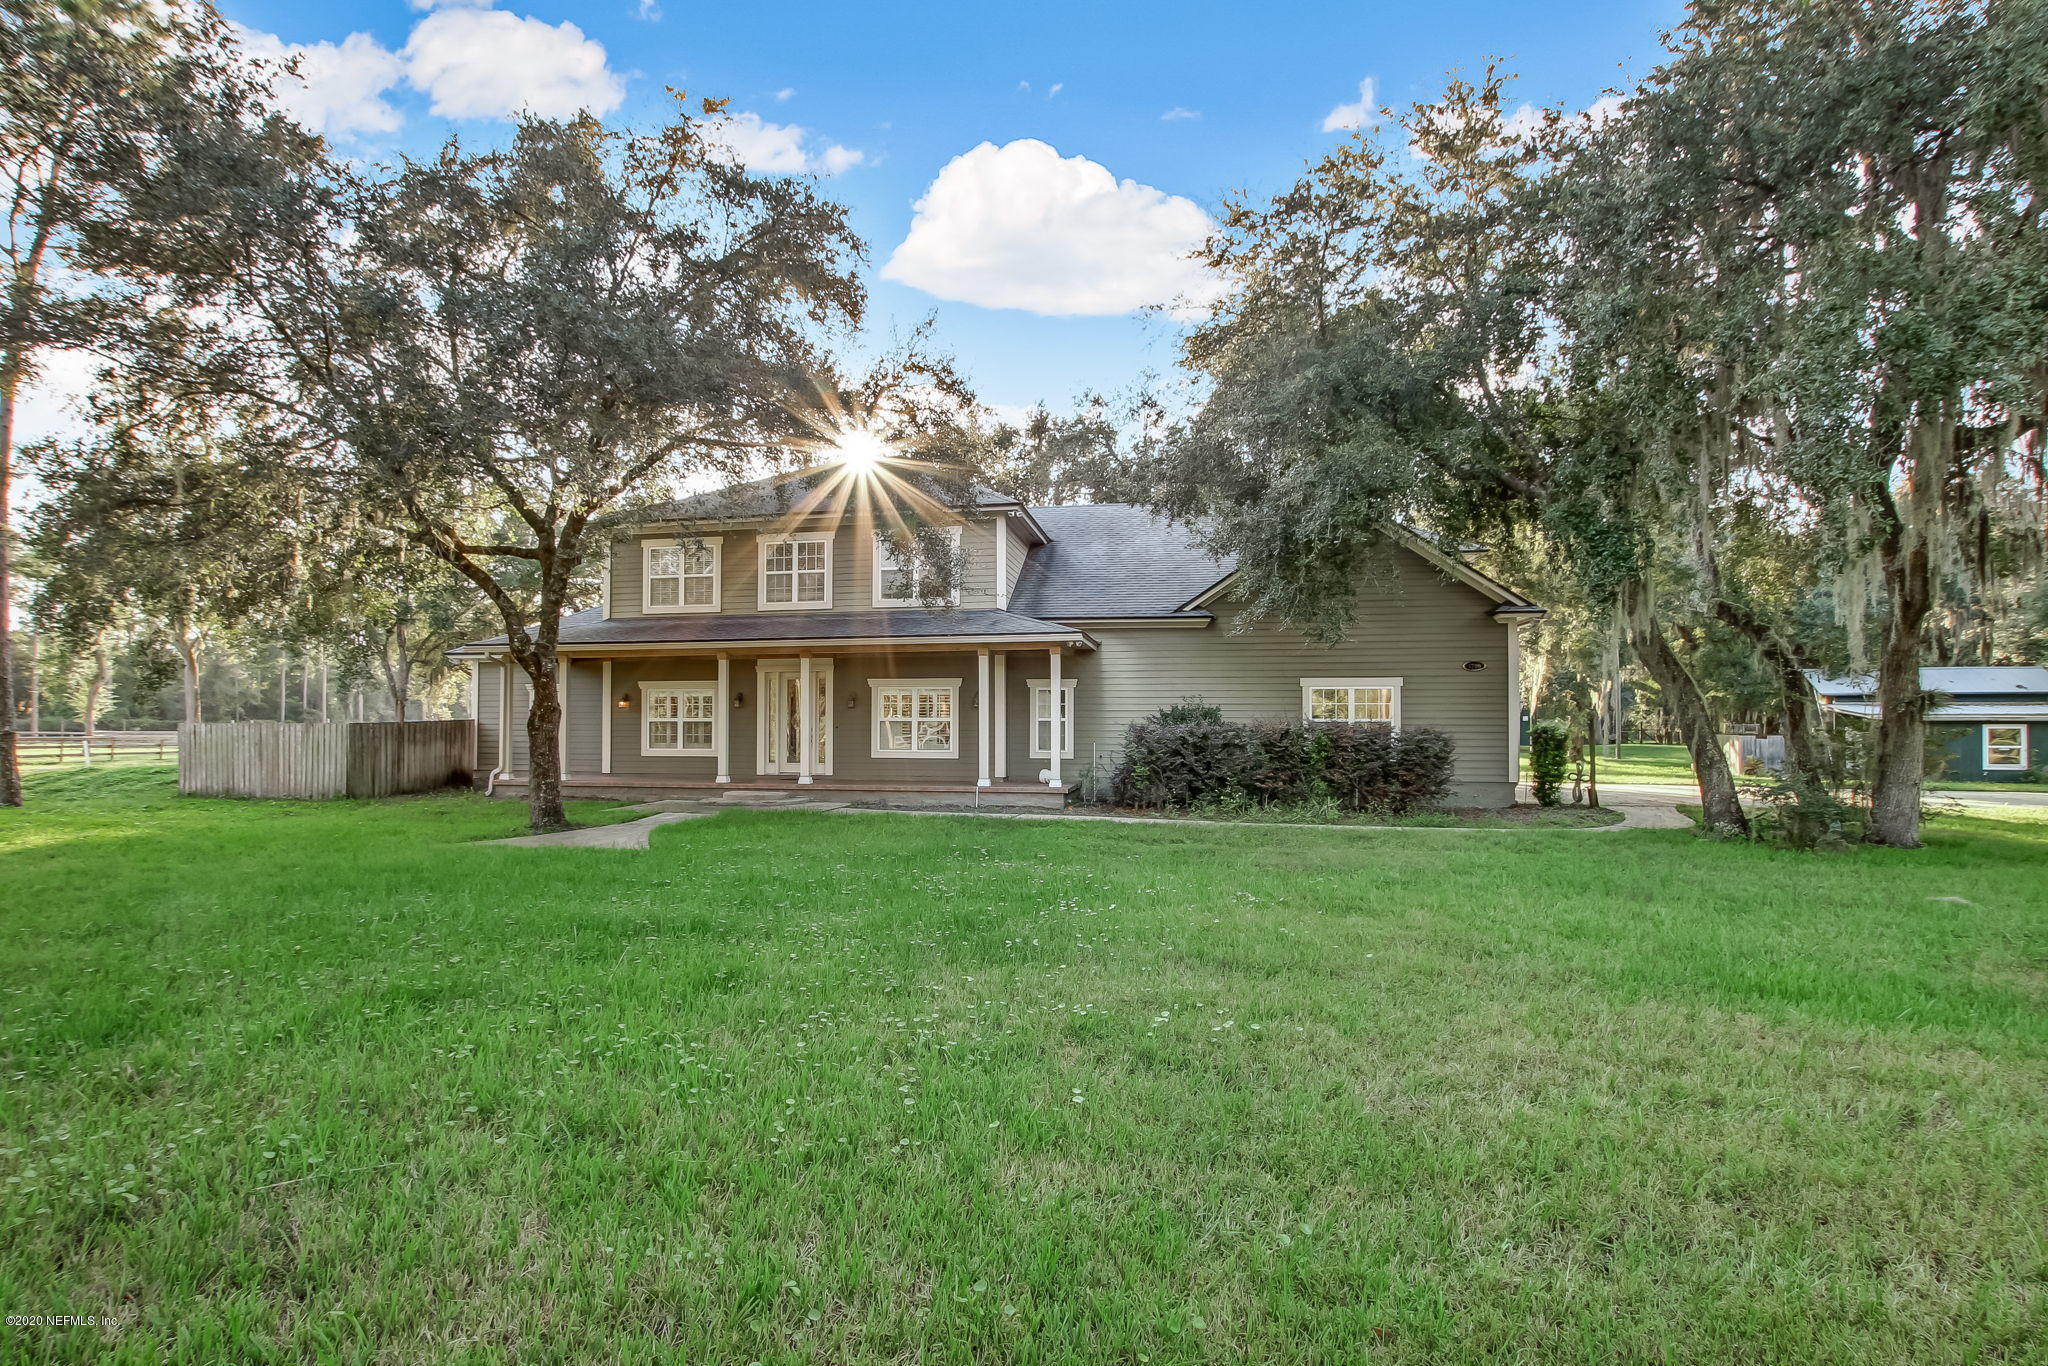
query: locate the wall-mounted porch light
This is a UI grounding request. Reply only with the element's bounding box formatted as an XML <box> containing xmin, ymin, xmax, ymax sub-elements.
<box><xmin>616</xmin><ymin>693</ymin><xmax>632</xmax><ymax>709</ymax></box>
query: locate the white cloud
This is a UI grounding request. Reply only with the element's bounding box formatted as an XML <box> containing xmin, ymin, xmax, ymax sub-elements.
<box><xmin>880</xmin><ymin>139</ymin><xmax>1220</xmax><ymax>317</ymax></box>
<box><xmin>234</xmin><ymin>25</ymin><xmax>405</xmax><ymax>138</ymax></box>
<box><xmin>404</xmin><ymin>8</ymin><xmax>624</xmax><ymax>120</ymax></box>
<box><xmin>636</xmin><ymin>0</ymin><xmax>663</xmax><ymax>18</ymax></box>
<box><xmin>1503</xmin><ymin>102</ymin><xmax>1547</xmax><ymax>138</ymax></box>
<box><xmin>773</xmin><ymin>87</ymin><xmax>795</xmax><ymax>101</ymax></box>
<box><xmin>1322</xmin><ymin>77</ymin><xmax>1378</xmax><ymax>132</ymax></box>
<box><xmin>1047</xmin><ymin>83</ymin><xmax>1063</xmax><ymax>99</ymax></box>
<box><xmin>1584</xmin><ymin>93</ymin><xmax>1625</xmax><ymax>126</ymax></box>
<box><xmin>1161</xmin><ymin>106</ymin><xmax>1200</xmax><ymax>121</ymax></box>
<box><xmin>703</xmin><ymin>111</ymin><xmax>863</xmax><ymax>176</ymax></box>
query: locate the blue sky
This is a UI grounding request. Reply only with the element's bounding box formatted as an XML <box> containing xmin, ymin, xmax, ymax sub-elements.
<box><xmin>25</xmin><ymin>0</ymin><xmax>1686</xmax><ymax>439</ymax></box>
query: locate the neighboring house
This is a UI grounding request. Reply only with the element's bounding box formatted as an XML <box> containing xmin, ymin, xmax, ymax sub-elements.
<box><xmin>1808</xmin><ymin>666</ymin><xmax>2047</xmax><ymax>782</ymax></box>
<box><xmin>451</xmin><ymin>464</ymin><xmax>1544</xmax><ymax>807</ymax></box>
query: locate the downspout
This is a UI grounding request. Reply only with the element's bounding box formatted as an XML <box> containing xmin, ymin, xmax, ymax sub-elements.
<box><xmin>484</xmin><ymin>652</ymin><xmax>514</xmax><ymax>797</ymax></box>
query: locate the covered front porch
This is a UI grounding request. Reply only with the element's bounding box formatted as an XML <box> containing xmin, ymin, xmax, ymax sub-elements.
<box><xmin>468</xmin><ymin>623</ymin><xmax>1094</xmax><ymax>809</ymax></box>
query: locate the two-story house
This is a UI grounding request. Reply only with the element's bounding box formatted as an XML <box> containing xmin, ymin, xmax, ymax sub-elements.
<box><xmin>452</xmin><ymin>462</ymin><xmax>1543</xmax><ymax>808</ymax></box>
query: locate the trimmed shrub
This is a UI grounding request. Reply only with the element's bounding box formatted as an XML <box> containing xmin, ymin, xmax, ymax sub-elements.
<box><xmin>1110</xmin><ymin>717</ymin><xmax>1456</xmax><ymax>814</ymax></box>
<box><xmin>1150</xmin><ymin>698</ymin><xmax>1224</xmax><ymax>725</ymax></box>
<box><xmin>1528</xmin><ymin>720</ymin><xmax>1569</xmax><ymax>807</ymax></box>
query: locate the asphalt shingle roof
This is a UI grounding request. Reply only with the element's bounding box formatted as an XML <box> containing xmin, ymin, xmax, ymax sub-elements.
<box><xmin>1007</xmin><ymin>504</ymin><xmax>1232</xmax><ymax>619</ymax></box>
<box><xmin>626</xmin><ymin>465</ymin><xmax>1019</xmax><ymax>527</ymax></box>
<box><xmin>466</xmin><ymin>606</ymin><xmax>1081</xmax><ymax>650</ymax></box>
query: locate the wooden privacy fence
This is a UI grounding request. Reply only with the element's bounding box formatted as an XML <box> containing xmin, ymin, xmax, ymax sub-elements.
<box><xmin>179</xmin><ymin>720</ymin><xmax>474</xmax><ymax>799</ymax></box>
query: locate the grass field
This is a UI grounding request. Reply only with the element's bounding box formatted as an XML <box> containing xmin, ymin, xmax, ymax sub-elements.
<box><xmin>3</xmin><ymin>766</ymin><xmax>2045</xmax><ymax>1364</ymax></box>
<box><xmin>1522</xmin><ymin>741</ymin><xmax>2048</xmax><ymax>792</ymax></box>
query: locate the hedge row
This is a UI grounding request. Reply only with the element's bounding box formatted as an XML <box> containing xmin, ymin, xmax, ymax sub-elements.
<box><xmin>1108</xmin><ymin>717</ymin><xmax>1456</xmax><ymax>813</ymax></box>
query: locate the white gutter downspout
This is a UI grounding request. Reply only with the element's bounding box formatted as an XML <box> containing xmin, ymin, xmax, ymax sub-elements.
<box><xmin>484</xmin><ymin>652</ymin><xmax>514</xmax><ymax>796</ymax></box>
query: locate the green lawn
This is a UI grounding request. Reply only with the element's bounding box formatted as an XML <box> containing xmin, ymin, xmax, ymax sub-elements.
<box><xmin>1522</xmin><ymin>741</ymin><xmax>2048</xmax><ymax>792</ymax></box>
<box><xmin>3</xmin><ymin>766</ymin><xmax>2045</xmax><ymax>1364</ymax></box>
<box><xmin>1521</xmin><ymin>741</ymin><xmax>1701</xmax><ymax>786</ymax></box>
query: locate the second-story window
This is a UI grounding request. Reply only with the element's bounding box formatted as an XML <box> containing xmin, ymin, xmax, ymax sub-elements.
<box><xmin>644</xmin><ymin>537</ymin><xmax>719</xmax><ymax>613</ymax></box>
<box><xmin>760</xmin><ymin>535</ymin><xmax>830</xmax><ymax>609</ymax></box>
<box><xmin>874</xmin><ymin>526</ymin><xmax>962</xmax><ymax>607</ymax></box>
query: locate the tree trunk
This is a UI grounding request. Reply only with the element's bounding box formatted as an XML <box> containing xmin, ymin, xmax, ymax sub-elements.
<box><xmin>27</xmin><ymin>630</ymin><xmax>39</xmax><ymax>736</ymax></box>
<box><xmin>1867</xmin><ymin>532</ymin><xmax>1934</xmax><ymax>847</ymax></box>
<box><xmin>0</xmin><ymin>362</ymin><xmax>20</xmax><ymax>806</ymax></box>
<box><xmin>277</xmin><ymin>654</ymin><xmax>288</xmax><ymax>722</ymax></box>
<box><xmin>515</xmin><ymin>648</ymin><xmax>568</xmax><ymax>832</ymax></box>
<box><xmin>1626</xmin><ymin>587</ymin><xmax>1748</xmax><ymax>835</ymax></box>
<box><xmin>175</xmin><ymin>622</ymin><xmax>201</xmax><ymax>724</ymax></box>
<box><xmin>84</xmin><ymin>640</ymin><xmax>110</xmax><ymax>741</ymax></box>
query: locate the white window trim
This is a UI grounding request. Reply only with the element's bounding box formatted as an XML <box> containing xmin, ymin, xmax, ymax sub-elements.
<box><xmin>1027</xmin><ymin>676</ymin><xmax>1077</xmax><ymax>759</ymax></box>
<box><xmin>868</xmin><ymin>677</ymin><xmax>962</xmax><ymax>759</ymax></box>
<box><xmin>1301</xmin><ymin>676</ymin><xmax>1403</xmax><ymax>727</ymax></box>
<box><xmin>642</xmin><ymin>536</ymin><xmax>721</xmax><ymax>615</ymax></box>
<box><xmin>639</xmin><ymin>680</ymin><xmax>717</xmax><ymax>757</ymax></box>
<box><xmin>1983</xmin><ymin>723</ymin><xmax>2030</xmax><ymax>771</ymax></box>
<box><xmin>873</xmin><ymin>525</ymin><xmax>963</xmax><ymax>608</ymax></box>
<box><xmin>758</xmin><ymin>534</ymin><xmax>832</xmax><ymax>611</ymax></box>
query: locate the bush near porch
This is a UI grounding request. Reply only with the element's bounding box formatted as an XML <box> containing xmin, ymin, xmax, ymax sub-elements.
<box><xmin>1110</xmin><ymin>716</ymin><xmax>1456</xmax><ymax>813</ymax></box>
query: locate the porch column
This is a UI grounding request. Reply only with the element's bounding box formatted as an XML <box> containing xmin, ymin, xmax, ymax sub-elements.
<box><xmin>600</xmin><ymin>659</ymin><xmax>613</xmax><ymax>774</ymax></box>
<box><xmin>797</xmin><ymin>652</ymin><xmax>815</xmax><ymax>785</ymax></box>
<box><xmin>977</xmin><ymin>648</ymin><xmax>993</xmax><ymax>787</ymax></box>
<box><xmin>715</xmin><ymin>653</ymin><xmax>732</xmax><ymax>784</ymax></box>
<box><xmin>1046</xmin><ymin>646</ymin><xmax>1063</xmax><ymax>789</ymax></box>
<box><xmin>992</xmin><ymin>653</ymin><xmax>1008</xmax><ymax>780</ymax></box>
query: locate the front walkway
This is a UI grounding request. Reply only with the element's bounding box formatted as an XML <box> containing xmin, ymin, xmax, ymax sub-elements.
<box><xmin>484</xmin><ymin>787</ymin><xmax>1692</xmax><ymax>848</ymax></box>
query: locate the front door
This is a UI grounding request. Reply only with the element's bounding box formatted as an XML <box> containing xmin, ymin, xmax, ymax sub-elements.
<box><xmin>758</xmin><ymin>660</ymin><xmax>833</xmax><ymax>775</ymax></box>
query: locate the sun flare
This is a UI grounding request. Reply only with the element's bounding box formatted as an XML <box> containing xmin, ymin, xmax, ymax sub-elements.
<box><xmin>826</xmin><ymin>427</ymin><xmax>892</xmax><ymax>473</ymax></box>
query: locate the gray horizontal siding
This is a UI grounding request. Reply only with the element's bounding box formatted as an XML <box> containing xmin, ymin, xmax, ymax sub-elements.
<box><xmin>1062</xmin><ymin>546</ymin><xmax>1514</xmax><ymax>787</ymax></box>
<box><xmin>608</xmin><ymin>517</ymin><xmax>1001</xmax><ymax>621</ymax></box>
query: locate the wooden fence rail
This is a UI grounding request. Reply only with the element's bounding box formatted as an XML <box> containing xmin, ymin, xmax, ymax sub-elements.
<box><xmin>178</xmin><ymin>720</ymin><xmax>473</xmax><ymax>799</ymax></box>
<box><xmin>17</xmin><ymin>731</ymin><xmax>179</xmax><ymax>767</ymax></box>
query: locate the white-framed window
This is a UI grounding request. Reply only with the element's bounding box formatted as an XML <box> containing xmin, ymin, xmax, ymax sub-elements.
<box><xmin>641</xmin><ymin>682</ymin><xmax>716</xmax><ymax>756</ymax></box>
<box><xmin>874</xmin><ymin>525</ymin><xmax>963</xmax><ymax>607</ymax></box>
<box><xmin>759</xmin><ymin>535</ymin><xmax>831</xmax><ymax>609</ymax></box>
<box><xmin>1983</xmin><ymin>724</ymin><xmax>2030</xmax><ymax>771</ymax></box>
<box><xmin>1301</xmin><ymin>676</ymin><xmax>1402</xmax><ymax>726</ymax></box>
<box><xmin>1028</xmin><ymin>677</ymin><xmax>1076</xmax><ymax>759</ymax></box>
<box><xmin>643</xmin><ymin>537</ymin><xmax>720</xmax><ymax>613</ymax></box>
<box><xmin>870</xmin><ymin>678</ymin><xmax>960</xmax><ymax>758</ymax></box>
